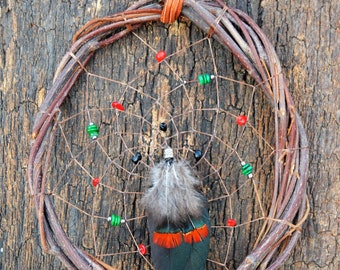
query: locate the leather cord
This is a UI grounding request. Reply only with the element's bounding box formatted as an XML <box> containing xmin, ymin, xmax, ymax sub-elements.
<box><xmin>160</xmin><ymin>0</ymin><xmax>184</xmax><ymax>23</ymax></box>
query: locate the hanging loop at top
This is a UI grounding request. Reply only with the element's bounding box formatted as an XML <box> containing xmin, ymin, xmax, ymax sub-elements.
<box><xmin>160</xmin><ymin>0</ymin><xmax>184</xmax><ymax>23</ymax></box>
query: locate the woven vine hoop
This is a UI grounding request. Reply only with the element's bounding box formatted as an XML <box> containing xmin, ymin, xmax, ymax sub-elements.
<box><xmin>28</xmin><ymin>0</ymin><xmax>309</xmax><ymax>269</ymax></box>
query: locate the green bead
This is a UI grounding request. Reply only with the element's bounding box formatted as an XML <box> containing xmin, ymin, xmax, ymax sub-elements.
<box><xmin>87</xmin><ymin>123</ymin><xmax>99</xmax><ymax>140</ymax></box>
<box><xmin>198</xmin><ymin>74</ymin><xmax>211</xmax><ymax>85</ymax></box>
<box><xmin>241</xmin><ymin>162</ymin><xmax>253</xmax><ymax>176</ymax></box>
<box><xmin>198</xmin><ymin>74</ymin><xmax>213</xmax><ymax>85</ymax></box>
<box><xmin>108</xmin><ymin>214</ymin><xmax>123</xmax><ymax>226</ymax></box>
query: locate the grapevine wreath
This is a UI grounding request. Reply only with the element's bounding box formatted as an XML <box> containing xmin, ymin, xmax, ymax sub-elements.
<box><xmin>28</xmin><ymin>0</ymin><xmax>309</xmax><ymax>269</ymax></box>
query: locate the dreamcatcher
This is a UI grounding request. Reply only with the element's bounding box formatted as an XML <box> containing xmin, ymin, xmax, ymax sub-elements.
<box><xmin>28</xmin><ymin>0</ymin><xmax>309</xmax><ymax>269</ymax></box>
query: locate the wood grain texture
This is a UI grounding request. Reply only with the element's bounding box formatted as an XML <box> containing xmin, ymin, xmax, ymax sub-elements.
<box><xmin>260</xmin><ymin>1</ymin><xmax>340</xmax><ymax>269</ymax></box>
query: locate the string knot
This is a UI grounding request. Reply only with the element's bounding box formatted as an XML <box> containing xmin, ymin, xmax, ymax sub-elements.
<box><xmin>163</xmin><ymin>147</ymin><xmax>174</xmax><ymax>159</ymax></box>
<box><xmin>160</xmin><ymin>0</ymin><xmax>184</xmax><ymax>24</ymax></box>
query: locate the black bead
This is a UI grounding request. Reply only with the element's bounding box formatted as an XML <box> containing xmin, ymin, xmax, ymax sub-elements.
<box><xmin>131</xmin><ymin>152</ymin><xmax>142</xmax><ymax>164</ymax></box>
<box><xmin>194</xmin><ymin>150</ymin><xmax>203</xmax><ymax>161</ymax></box>
<box><xmin>159</xmin><ymin>122</ymin><xmax>167</xmax><ymax>132</ymax></box>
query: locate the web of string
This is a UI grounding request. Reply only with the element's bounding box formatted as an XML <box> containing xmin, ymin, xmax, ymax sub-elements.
<box><xmin>44</xmin><ymin>29</ymin><xmax>290</xmax><ymax>269</ymax></box>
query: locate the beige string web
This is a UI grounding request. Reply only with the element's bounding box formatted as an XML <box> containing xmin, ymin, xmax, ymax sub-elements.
<box><xmin>28</xmin><ymin>1</ymin><xmax>309</xmax><ymax>269</ymax></box>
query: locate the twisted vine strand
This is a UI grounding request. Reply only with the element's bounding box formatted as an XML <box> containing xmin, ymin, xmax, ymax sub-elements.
<box><xmin>28</xmin><ymin>1</ymin><xmax>309</xmax><ymax>269</ymax></box>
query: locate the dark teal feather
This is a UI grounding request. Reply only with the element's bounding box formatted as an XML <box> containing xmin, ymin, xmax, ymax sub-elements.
<box><xmin>149</xmin><ymin>208</ymin><xmax>210</xmax><ymax>270</ymax></box>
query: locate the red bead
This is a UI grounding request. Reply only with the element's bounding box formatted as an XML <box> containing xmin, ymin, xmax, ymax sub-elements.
<box><xmin>226</xmin><ymin>218</ymin><xmax>237</xmax><ymax>227</ymax></box>
<box><xmin>92</xmin><ymin>178</ymin><xmax>100</xmax><ymax>187</ymax></box>
<box><xmin>236</xmin><ymin>115</ymin><xmax>247</xmax><ymax>126</ymax></box>
<box><xmin>155</xmin><ymin>50</ymin><xmax>166</xmax><ymax>62</ymax></box>
<box><xmin>111</xmin><ymin>101</ymin><xmax>125</xmax><ymax>111</ymax></box>
<box><xmin>138</xmin><ymin>244</ymin><xmax>147</xmax><ymax>255</ymax></box>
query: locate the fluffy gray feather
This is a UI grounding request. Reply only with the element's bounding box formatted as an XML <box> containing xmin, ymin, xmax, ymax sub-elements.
<box><xmin>141</xmin><ymin>158</ymin><xmax>205</xmax><ymax>227</ymax></box>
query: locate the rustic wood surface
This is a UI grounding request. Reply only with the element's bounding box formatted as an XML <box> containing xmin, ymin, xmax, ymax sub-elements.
<box><xmin>0</xmin><ymin>0</ymin><xmax>339</xmax><ymax>269</ymax></box>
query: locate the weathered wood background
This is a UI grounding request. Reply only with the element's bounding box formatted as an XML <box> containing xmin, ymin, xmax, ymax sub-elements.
<box><xmin>0</xmin><ymin>0</ymin><xmax>339</xmax><ymax>269</ymax></box>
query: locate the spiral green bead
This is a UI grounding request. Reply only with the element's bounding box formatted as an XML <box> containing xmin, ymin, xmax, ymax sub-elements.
<box><xmin>241</xmin><ymin>162</ymin><xmax>253</xmax><ymax>176</ymax></box>
<box><xmin>198</xmin><ymin>74</ymin><xmax>212</xmax><ymax>85</ymax></box>
<box><xmin>109</xmin><ymin>214</ymin><xmax>122</xmax><ymax>226</ymax></box>
<box><xmin>87</xmin><ymin>123</ymin><xmax>99</xmax><ymax>140</ymax></box>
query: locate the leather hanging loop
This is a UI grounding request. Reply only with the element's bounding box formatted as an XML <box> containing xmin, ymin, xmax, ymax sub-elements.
<box><xmin>160</xmin><ymin>0</ymin><xmax>184</xmax><ymax>23</ymax></box>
